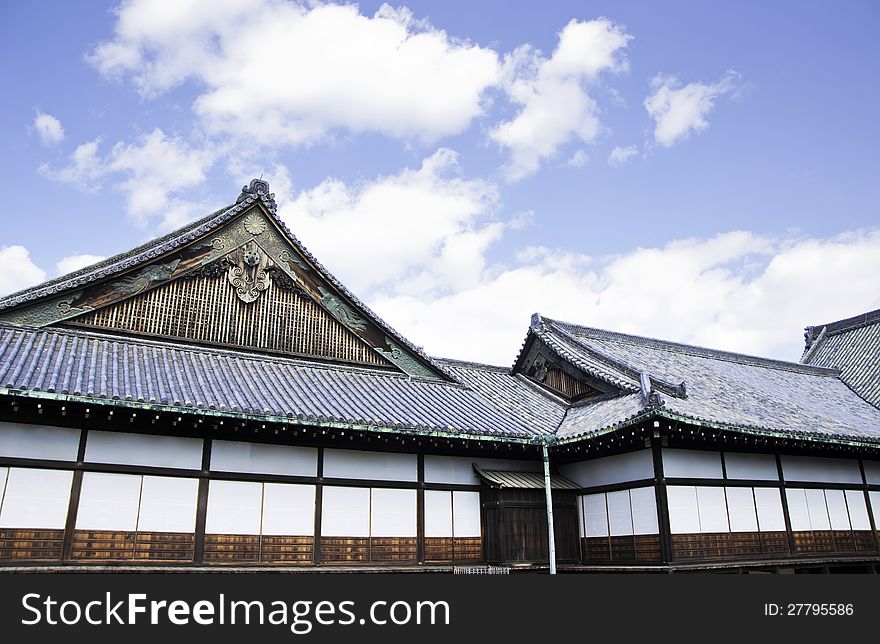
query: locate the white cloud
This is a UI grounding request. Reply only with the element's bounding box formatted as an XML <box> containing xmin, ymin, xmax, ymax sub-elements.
<box><xmin>567</xmin><ymin>149</ymin><xmax>589</xmax><ymax>168</ymax></box>
<box><xmin>87</xmin><ymin>0</ymin><xmax>500</xmax><ymax>146</ymax></box>
<box><xmin>281</xmin><ymin>148</ymin><xmax>503</xmax><ymax>296</ymax></box>
<box><xmin>55</xmin><ymin>254</ymin><xmax>106</xmax><ymax>276</ymax></box>
<box><xmin>644</xmin><ymin>71</ymin><xmax>741</xmax><ymax>147</ymax></box>
<box><xmin>366</xmin><ymin>229</ymin><xmax>880</xmax><ymax>365</ymax></box>
<box><xmin>491</xmin><ymin>18</ymin><xmax>631</xmax><ymax>181</ymax></box>
<box><xmin>39</xmin><ymin>129</ymin><xmax>215</xmax><ymax>227</ymax></box>
<box><xmin>608</xmin><ymin>144</ymin><xmax>638</xmax><ymax>166</ymax></box>
<box><xmin>33</xmin><ymin>111</ymin><xmax>65</xmax><ymax>145</ymax></box>
<box><xmin>0</xmin><ymin>246</ymin><xmax>47</xmax><ymax>297</ymax></box>
<box><xmin>38</xmin><ymin>138</ymin><xmax>105</xmax><ymax>190</ymax></box>
<box><xmin>107</xmin><ymin>129</ymin><xmax>215</xmax><ymax>224</ymax></box>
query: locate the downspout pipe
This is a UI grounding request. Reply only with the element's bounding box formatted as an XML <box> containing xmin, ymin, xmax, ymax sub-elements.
<box><xmin>542</xmin><ymin>440</ymin><xmax>557</xmax><ymax>575</ymax></box>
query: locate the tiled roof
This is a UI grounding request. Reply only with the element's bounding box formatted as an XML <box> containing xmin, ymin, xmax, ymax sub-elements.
<box><xmin>802</xmin><ymin>308</ymin><xmax>880</xmax><ymax>408</ymax></box>
<box><xmin>0</xmin><ymin>324</ymin><xmax>541</xmax><ymax>441</ymax></box>
<box><xmin>541</xmin><ymin>317</ymin><xmax>880</xmax><ymax>444</ymax></box>
<box><xmin>438</xmin><ymin>358</ymin><xmax>566</xmax><ymax>435</ymax></box>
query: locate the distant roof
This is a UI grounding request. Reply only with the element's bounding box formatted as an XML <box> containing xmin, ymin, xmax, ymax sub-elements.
<box><xmin>802</xmin><ymin>307</ymin><xmax>880</xmax><ymax>408</ymax></box>
<box><xmin>529</xmin><ymin>315</ymin><xmax>880</xmax><ymax>444</ymax></box>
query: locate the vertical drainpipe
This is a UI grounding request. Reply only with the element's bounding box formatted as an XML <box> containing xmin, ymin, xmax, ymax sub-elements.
<box><xmin>542</xmin><ymin>441</ymin><xmax>557</xmax><ymax>575</ymax></box>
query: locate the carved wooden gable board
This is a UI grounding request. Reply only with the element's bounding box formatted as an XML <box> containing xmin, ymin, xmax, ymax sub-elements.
<box><xmin>0</xmin><ymin>199</ymin><xmax>443</xmax><ymax>378</ymax></box>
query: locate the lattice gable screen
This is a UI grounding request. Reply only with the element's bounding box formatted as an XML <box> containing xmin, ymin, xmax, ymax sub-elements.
<box><xmin>62</xmin><ymin>209</ymin><xmax>397</xmax><ymax>368</ymax></box>
<box><xmin>518</xmin><ymin>339</ymin><xmax>608</xmax><ymax>401</ymax></box>
<box><xmin>68</xmin><ymin>261</ymin><xmax>392</xmax><ymax>367</ymax></box>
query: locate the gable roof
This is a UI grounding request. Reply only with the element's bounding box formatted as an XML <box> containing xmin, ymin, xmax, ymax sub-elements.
<box><xmin>0</xmin><ymin>179</ymin><xmax>450</xmax><ymax>381</ymax></box>
<box><xmin>526</xmin><ymin>315</ymin><xmax>880</xmax><ymax>445</ymax></box>
<box><xmin>802</xmin><ymin>307</ymin><xmax>880</xmax><ymax>408</ymax></box>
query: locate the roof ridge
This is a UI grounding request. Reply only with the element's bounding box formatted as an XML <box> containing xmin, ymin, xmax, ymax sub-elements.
<box><xmin>806</xmin><ymin>307</ymin><xmax>880</xmax><ymax>339</ymax></box>
<box><xmin>433</xmin><ymin>356</ymin><xmax>510</xmax><ymax>372</ymax></box>
<box><xmin>544</xmin><ymin>316</ymin><xmax>840</xmax><ymax>377</ymax></box>
<box><xmin>546</xmin><ymin>322</ymin><xmax>686</xmax><ymax>397</ymax></box>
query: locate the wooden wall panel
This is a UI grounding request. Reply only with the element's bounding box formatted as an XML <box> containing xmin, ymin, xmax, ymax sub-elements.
<box><xmin>852</xmin><ymin>531</ymin><xmax>876</xmax><ymax>553</ymax></box>
<box><xmin>370</xmin><ymin>537</ymin><xmax>417</xmax><ymax>563</ymax></box>
<box><xmin>320</xmin><ymin>537</ymin><xmax>369</xmax><ymax>563</ymax></box>
<box><xmin>633</xmin><ymin>535</ymin><xmax>661</xmax><ymax>562</ymax></box>
<box><xmin>71</xmin><ymin>530</ymin><xmax>135</xmax><ymax>560</ymax></box>
<box><xmin>583</xmin><ymin>537</ymin><xmax>611</xmax><ymax>562</ymax></box>
<box><xmin>260</xmin><ymin>536</ymin><xmax>314</xmax><ymax>564</ymax></box>
<box><xmin>759</xmin><ymin>531</ymin><xmax>790</xmax><ymax>556</ymax></box>
<box><xmin>424</xmin><ymin>537</ymin><xmax>454</xmax><ymax>563</ymax></box>
<box><xmin>670</xmin><ymin>534</ymin><xmax>703</xmax><ymax>560</ymax></box>
<box><xmin>831</xmin><ymin>530</ymin><xmax>855</xmax><ymax>553</ymax></box>
<box><xmin>134</xmin><ymin>532</ymin><xmax>195</xmax><ymax>562</ymax></box>
<box><xmin>203</xmin><ymin>534</ymin><xmax>260</xmax><ymax>563</ymax></box>
<box><xmin>0</xmin><ymin>529</ymin><xmax>64</xmax><ymax>561</ymax></box>
<box><xmin>728</xmin><ymin>532</ymin><xmax>762</xmax><ymax>558</ymax></box>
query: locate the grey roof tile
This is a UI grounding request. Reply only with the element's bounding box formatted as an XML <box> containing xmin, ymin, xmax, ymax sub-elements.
<box><xmin>544</xmin><ymin>317</ymin><xmax>880</xmax><ymax>443</ymax></box>
<box><xmin>802</xmin><ymin>310</ymin><xmax>880</xmax><ymax>408</ymax></box>
<box><xmin>0</xmin><ymin>324</ymin><xmax>542</xmax><ymax>440</ymax></box>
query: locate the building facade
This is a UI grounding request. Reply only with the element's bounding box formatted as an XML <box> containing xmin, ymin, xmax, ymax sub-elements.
<box><xmin>0</xmin><ymin>180</ymin><xmax>878</xmax><ymax>572</ymax></box>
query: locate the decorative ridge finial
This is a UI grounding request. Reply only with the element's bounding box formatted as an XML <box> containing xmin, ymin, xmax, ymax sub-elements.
<box><xmin>530</xmin><ymin>312</ymin><xmax>543</xmax><ymax>329</ymax></box>
<box><xmin>237</xmin><ymin>178</ymin><xmax>277</xmax><ymax>213</ymax></box>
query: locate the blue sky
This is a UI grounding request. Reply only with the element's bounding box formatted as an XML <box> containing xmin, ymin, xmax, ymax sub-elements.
<box><xmin>1</xmin><ymin>1</ymin><xmax>879</xmax><ymax>364</ymax></box>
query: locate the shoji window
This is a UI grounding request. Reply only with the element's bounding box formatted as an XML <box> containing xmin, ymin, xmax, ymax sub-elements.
<box><xmin>0</xmin><ymin>422</ymin><xmax>80</xmax><ymax>461</ymax></box>
<box><xmin>869</xmin><ymin>492</ymin><xmax>880</xmax><ymax>528</ymax></box>
<box><xmin>323</xmin><ymin>450</ymin><xmax>417</xmax><ymax>482</ymax></box>
<box><xmin>205</xmin><ymin>480</ymin><xmax>263</xmax><ymax>536</ymax></box>
<box><xmin>0</xmin><ymin>467</ymin><xmax>72</xmax><ymax>530</ymax></box>
<box><xmin>424</xmin><ymin>490</ymin><xmax>453</xmax><ymax>539</ymax></box>
<box><xmin>261</xmin><ymin>484</ymin><xmax>315</xmax><ymax>537</ymax></box>
<box><xmin>321</xmin><ymin>486</ymin><xmax>419</xmax><ymax>563</ymax></box>
<box><xmin>805</xmin><ymin>489</ymin><xmax>831</xmax><ymax>530</ymax></box>
<box><xmin>370</xmin><ymin>488</ymin><xmax>416</xmax><ymax>538</ymax></box>
<box><xmin>696</xmin><ymin>486</ymin><xmax>730</xmax><ymax>533</ymax></box>
<box><xmin>667</xmin><ymin>486</ymin><xmax>700</xmax><ymax>534</ymax></box>
<box><xmin>606</xmin><ymin>490</ymin><xmax>634</xmax><ymax>536</ymax></box>
<box><xmin>844</xmin><ymin>490</ymin><xmax>871</xmax><ymax>531</ymax></box>
<box><xmin>320</xmin><ymin>487</ymin><xmax>370</xmax><ymax>539</ymax></box>
<box><xmin>85</xmin><ymin>431</ymin><xmax>203</xmax><ymax>470</ymax></box>
<box><xmin>785</xmin><ymin>488</ymin><xmax>811</xmax><ymax>531</ymax></box>
<box><xmin>204</xmin><ymin>480</ymin><xmax>316</xmax><ymax>564</ymax></box>
<box><xmin>76</xmin><ymin>472</ymin><xmax>141</xmax><ymax>531</ymax></box>
<box><xmin>422</xmin><ymin>490</ymin><xmax>483</xmax><ymax>563</ymax></box>
<box><xmin>137</xmin><ymin>476</ymin><xmax>199</xmax><ymax>533</ymax></box>
<box><xmin>824</xmin><ymin>490</ymin><xmax>850</xmax><ymax>531</ymax></box>
<box><xmin>578</xmin><ymin>488</ymin><xmax>659</xmax><ymax>563</ymax></box>
<box><xmin>211</xmin><ymin>441</ymin><xmax>317</xmax><ymax>477</ymax></box>
<box><xmin>0</xmin><ymin>467</ymin><xmax>72</xmax><ymax>561</ymax></box>
<box><xmin>582</xmin><ymin>493</ymin><xmax>609</xmax><ymax>537</ymax></box>
<box><xmin>73</xmin><ymin>473</ymin><xmax>199</xmax><ymax>561</ymax></box>
<box><xmin>452</xmin><ymin>491</ymin><xmax>481</xmax><ymax>539</ymax></box>
<box><xmin>630</xmin><ymin>487</ymin><xmax>659</xmax><ymax>535</ymax></box>
<box><xmin>725</xmin><ymin>487</ymin><xmax>759</xmax><ymax>532</ymax></box>
<box><xmin>754</xmin><ymin>488</ymin><xmax>786</xmax><ymax>531</ymax></box>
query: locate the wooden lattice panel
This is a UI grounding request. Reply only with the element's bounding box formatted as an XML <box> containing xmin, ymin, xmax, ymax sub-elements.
<box><xmin>0</xmin><ymin>528</ymin><xmax>64</xmax><ymax>561</ymax></box>
<box><xmin>543</xmin><ymin>367</ymin><xmax>596</xmax><ymax>399</ymax></box>
<box><xmin>69</xmin><ymin>274</ymin><xmax>392</xmax><ymax>367</ymax></box>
